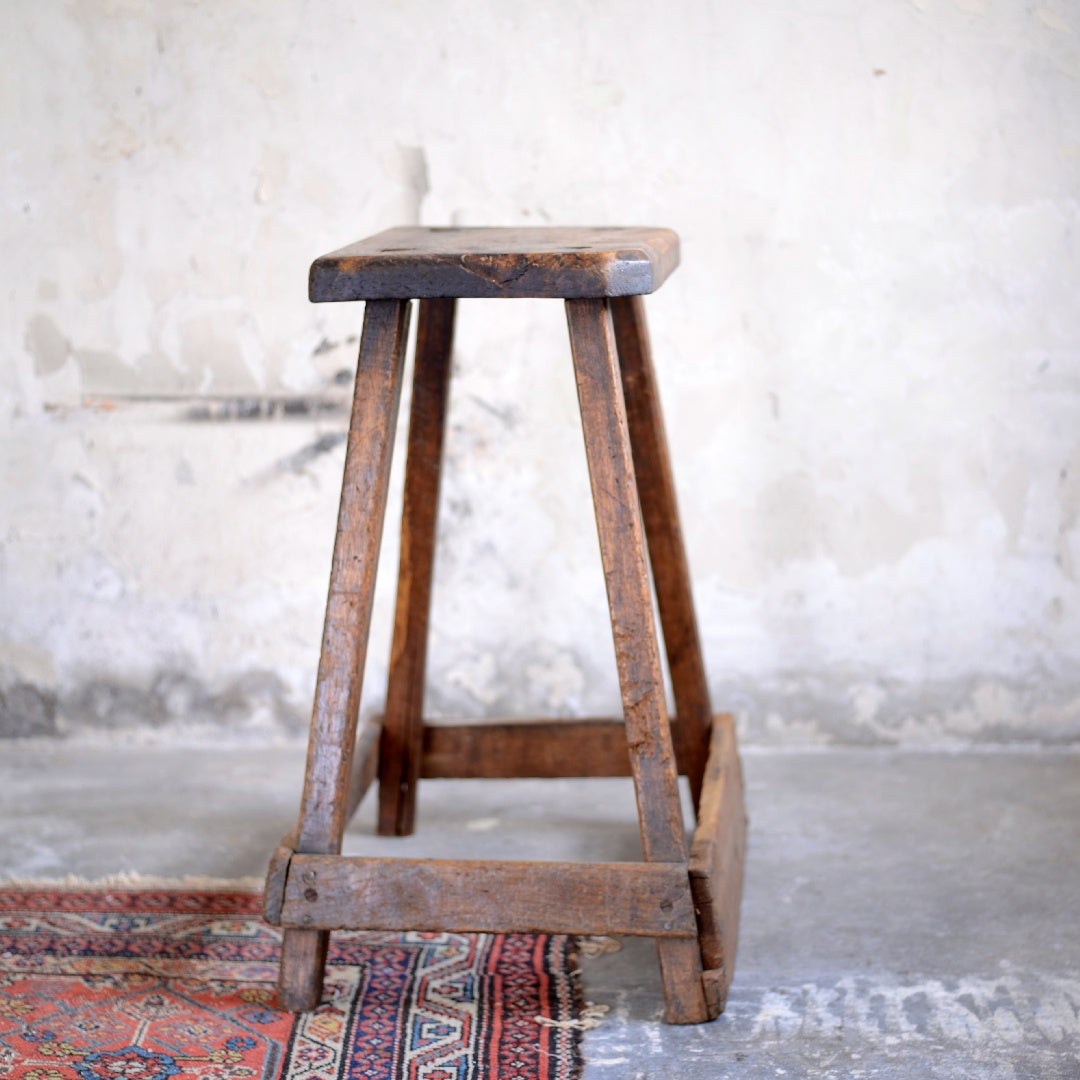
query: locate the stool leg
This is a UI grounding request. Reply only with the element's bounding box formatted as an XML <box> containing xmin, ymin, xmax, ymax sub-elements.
<box><xmin>566</xmin><ymin>298</ymin><xmax>709</xmax><ymax>1025</ymax></box>
<box><xmin>279</xmin><ymin>299</ymin><xmax>411</xmax><ymax>1011</ymax></box>
<box><xmin>378</xmin><ymin>298</ymin><xmax>457</xmax><ymax>836</ymax></box>
<box><xmin>611</xmin><ymin>295</ymin><xmax>713</xmax><ymax>812</ymax></box>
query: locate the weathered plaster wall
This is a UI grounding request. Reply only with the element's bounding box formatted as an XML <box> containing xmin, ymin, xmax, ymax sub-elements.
<box><xmin>2</xmin><ymin>0</ymin><xmax>1079</xmax><ymax>744</ymax></box>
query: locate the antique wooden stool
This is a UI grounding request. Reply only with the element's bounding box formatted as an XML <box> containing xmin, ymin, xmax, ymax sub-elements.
<box><xmin>262</xmin><ymin>226</ymin><xmax>747</xmax><ymax>1024</ymax></box>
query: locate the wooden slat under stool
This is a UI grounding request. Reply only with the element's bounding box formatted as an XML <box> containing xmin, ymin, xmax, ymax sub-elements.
<box><xmin>262</xmin><ymin>226</ymin><xmax>747</xmax><ymax>1025</ymax></box>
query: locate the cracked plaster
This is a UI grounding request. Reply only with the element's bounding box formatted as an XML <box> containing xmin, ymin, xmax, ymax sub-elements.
<box><xmin>2</xmin><ymin>1</ymin><xmax>1079</xmax><ymax>743</ymax></box>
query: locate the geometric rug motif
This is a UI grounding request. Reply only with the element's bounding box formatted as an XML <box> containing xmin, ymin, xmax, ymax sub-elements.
<box><xmin>0</xmin><ymin>888</ymin><xmax>583</xmax><ymax>1080</ymax></box>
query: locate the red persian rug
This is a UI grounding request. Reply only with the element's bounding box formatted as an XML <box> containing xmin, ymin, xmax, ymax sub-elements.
<box><xmin>0</xmin><ymin>886</ymin><xmax>584</xmax><ymax>1080</ymax></box>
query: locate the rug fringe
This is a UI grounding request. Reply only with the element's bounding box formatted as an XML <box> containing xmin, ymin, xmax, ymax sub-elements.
<box><xmin>535</xmin><ymin>1003</ymin><xmax>610</xmax><ymax>1031</ymax></box>
<box><xmin>0</xmin><ymin>872</ymin><xmax>264</xmax><ymax>891</ymax></box>
<box><xmin>577</xmin><ymin>935</ymin><xmax>622</xmax><ymax>957</ymax></box>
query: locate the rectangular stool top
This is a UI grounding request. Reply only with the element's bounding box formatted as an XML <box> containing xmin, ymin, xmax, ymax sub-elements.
<box><xmin>309</xmin><ymin>226</ymin><xmax>679</xmax><ymax>301</ymax></box>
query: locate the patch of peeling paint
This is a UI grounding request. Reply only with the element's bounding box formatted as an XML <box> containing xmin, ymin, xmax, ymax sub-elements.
<box><xmin>0</xmin><ymin>669</ymin><xmax>307</xmax><ymax>741</ymax></box>
<box><xmin>4</xmin><ymin>0</ymin><xmax>1080</xmax><ymax>756</ymax></box>
<box><xmin>724</xmin><ymin>675</ymin><xmax>1080</xmax><ymax>747</ymax></box>
<box><xmin>25</xmin><ymin>314</ymin><xmax>69</xmax><ymax>376</ymax></box>
<box><xmin>742</xmin><ymin>973</ymin><xmax>1080</xmax><ymax>1052</ymax></box>
<box><xmin>0</xmin><ymin>682</ymin><xmax>59</xmax><ymax>737</ymax></box>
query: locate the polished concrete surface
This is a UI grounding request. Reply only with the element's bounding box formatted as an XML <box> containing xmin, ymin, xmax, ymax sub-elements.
<box><xmin>3</xmin><ymin>743</ymin><xmax>1078</xmax><ymax>1078</ymax></box>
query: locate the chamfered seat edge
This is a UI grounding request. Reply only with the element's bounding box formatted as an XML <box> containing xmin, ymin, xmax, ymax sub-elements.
<box><xmin>308</xmin><ymin>225</ymin><xmax>680</xmax><ymax>301</ymax></box>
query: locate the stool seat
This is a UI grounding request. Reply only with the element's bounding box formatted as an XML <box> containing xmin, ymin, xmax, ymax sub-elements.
<box><xmin>309</xmin><ymin>225</ymin><xmax>680</xmax><ymax>301</ymax></box>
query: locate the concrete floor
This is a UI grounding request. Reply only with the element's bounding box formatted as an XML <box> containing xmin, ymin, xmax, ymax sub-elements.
<box><xmin>2</xmin><ymin>742</ymin><xmax>1078</xmax><ymax>1078</ymax></box>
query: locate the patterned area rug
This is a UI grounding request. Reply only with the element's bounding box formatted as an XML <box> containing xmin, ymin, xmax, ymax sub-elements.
<box><xmin>0</xmin><ymin>886</ymin><xmax>584</xmax><ymax>1080</ymax></box>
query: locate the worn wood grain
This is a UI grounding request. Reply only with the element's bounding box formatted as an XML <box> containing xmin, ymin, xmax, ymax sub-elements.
<box><xmin>280</xmin><ymin>856</ymin><xmax>697</xmax><ymax>938</ymax></box>
<box><xmin>378</xmin><ymin>298</ymin><xmax>456</xmax><ymax>836</ymax></box>
<box><xmin>294</xmin><ymin>299</ymin><xmax>410</xmax><ymax>857</ymax></box>
<box><xmin>565</xmin><ymin>298</ymin><xmax>686</xmax><ymax>863</ymax></box>
<box><xmin>310</xmin><ymin>227</ymin><xmax>679</xmax><ymax>301</ymax></box>
<box><xmin>657</xmin><ymin>938</ymin><xmax>718</xmax><ymax>1024</ymax></box>
<box><xmin>278</xmin><ymin>928</ymin><xmax>329</xmax><ymax>1012</ymax></box>
<box><xmin>566</xmin><ymin>296</ymin><xmax>708</xmax><ymax>1023</ymax></box>
<box><xmin>611</xmin><ymin>294</ymin><xmax>713</xmax><ymax>812</ymax></box>
<box><xmin>262</xmin><ymin>829</ymin><xmax>297</xmax><ymax>926</ymax></box>
<box><xmin>701</xmin><ymin>969</ymin><xmax>727</xmax><ymax>1021</ymax></box>
<box><xmin>282</xmin><ymin>299</ymin><xmax>410</xmax><ymax>1012</ymax></box>
<box><xmin>417</xmin><ymin>715</ymin><xmax>705</xmax><ymax>778</ymax></box>
<box><xmin>688</xmin><ymin>714</ymin><xmax>747</xmax><ymax>1013</ymax></box>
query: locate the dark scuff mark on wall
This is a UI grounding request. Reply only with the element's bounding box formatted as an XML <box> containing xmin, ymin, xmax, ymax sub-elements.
<box><xmin>468</xmin><ymin>393</ymin><xmax>521</xmax><ymax>428</ymax></box>
<box><xmin>77</xmin><ymin>393</ymin><xmax>350</xmax><ymax>421</ymax></box>
<box><xmin>312</xmin><ymin>336</ymin><xmax>357</xmax><ymax>357</ymax></box>
<box><xmin>0</xmin><ymin>669</ymin><xmax>307</xmax><ymax>739</ymax></box>
<box><xmin>0</xmin><ymin>683</ymin><xmax>59</xmax><ymax>737</ymax></box>
<box><xmin>241</xmin><ymin>431</ymin><xmax>348</xmax><ymax>487</ymax></box>
<box><xmin>269</xmin><ymin>431</ymin><xmax>347</xmax><ymax>475</ymax></box>
<box><xmin>184</xmin><ymin>395</ymin><xmax>348</xmax><ymax>422</ymax></box>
